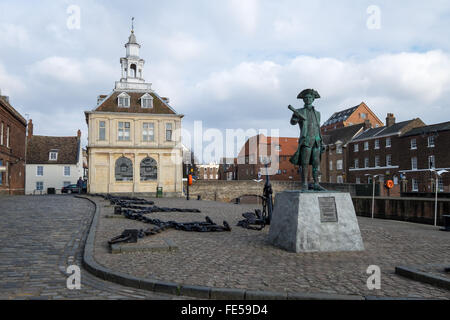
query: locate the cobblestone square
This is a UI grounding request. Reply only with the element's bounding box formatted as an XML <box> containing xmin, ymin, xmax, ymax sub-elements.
<box><xmin>92</xmin><ymin>196</ymin><xmax>450</xmax><ymax>299</ymax></box>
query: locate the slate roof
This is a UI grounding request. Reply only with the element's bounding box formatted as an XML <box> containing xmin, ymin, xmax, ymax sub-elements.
<box><xmin>322</xmin><ymin>105</ymin><xmax>359</xmax><ymax>126</ymax></box>
<box><xmin>353</xmin><ymin>120</ymin><xmax>416</xmax><ymax>141</ymax></box>
<box><xmin>322</xmin><ymin>123</ymin><xmax>365</xmax><ymax>145</ymax></box>
<box><xmin>26</xmin><ymin>135</ymin><xmax>80</xmax><ymax>165</ymax></box>
<box><xmin>0</xmin><ymin>95</ymin><xmax>27</xmax><ymax>126</ymax></box>
<box><xmin>402</xmin><ymin>121</ymin><xmax>450</xmax><ymax>137</ymax></box>
<box><xmin>94</xmin><ymin>91</ymin><xmax>176</xmax><ymax>114</ymax></box>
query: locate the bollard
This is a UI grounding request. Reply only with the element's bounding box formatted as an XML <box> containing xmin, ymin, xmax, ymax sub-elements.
<box><xmin>441</xmin><ymin>215</ymin><xmax>450</xmax><ymax>231</ymax></box>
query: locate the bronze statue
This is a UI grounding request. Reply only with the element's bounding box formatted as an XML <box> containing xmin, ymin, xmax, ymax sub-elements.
<box><xmin>288</xmin><ymin>89</ymin><xmax>325</xmax><ymax>191</ymax></box>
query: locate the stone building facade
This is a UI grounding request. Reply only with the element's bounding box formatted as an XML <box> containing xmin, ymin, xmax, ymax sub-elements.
<box><xmin>0</xmin><ymin>94</ymin><xmax>27</xmax><ymax>195</ymax></box>
<box><xmin>85</xmin><ymin>29</ymin><xmax>183</xmax><ymax>196</ymax></box>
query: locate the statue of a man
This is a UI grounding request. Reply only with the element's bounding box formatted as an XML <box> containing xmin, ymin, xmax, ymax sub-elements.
<box><xmin>288</xmin><ymin>89</ymin><xmax>325</xmax><ymax>191</ymax></box>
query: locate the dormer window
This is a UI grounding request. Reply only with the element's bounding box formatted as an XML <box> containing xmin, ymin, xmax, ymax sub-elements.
<box><xmin>117</xmin><ymin>92</ymin><xmax>130</xmax><ymax>108</ymax></box>
<box><xmin>140</xmin><ymin>93</ymin><xmax>154</xmax><ymax>108</ymax></box>
<box><xmin>49</xmin><ymin>150</ymin><xmax>58</xmax><ymax>161</ymax></box>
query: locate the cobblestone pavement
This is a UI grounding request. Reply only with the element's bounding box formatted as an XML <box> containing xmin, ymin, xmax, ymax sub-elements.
<box><xmin>93</xmin><ymin>197</ymin><xmax>450</xmax><ymax>299</ymax></box>
<box><xmin>0</xmin><ymin>195</ymin><xmax>194</xmax><ymax>300</ymax></box>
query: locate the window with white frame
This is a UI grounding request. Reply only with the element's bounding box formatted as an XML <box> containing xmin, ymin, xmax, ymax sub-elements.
<box><xmin>0</xmin><ymin>159</ymin><xmax>2</xmax><ymax>185</ymax></box>
<box><xmin>37</xmin><ymin>166</ymin><xmax>44</xmax><ymax>176</ymax></box>
<box><xmin>411</xmin><ymin>157</ymin><xmax>418</xmax><ymax>170</ymax></box>
<box><xmin>364</xmin><ymin>157</ymin><xmax>369</xmax><ymax>168</ymax></box>
<box><xmin>354</xmin><ymin>144</ymin><xmax>359</xmax><ymax>152</ymax></box>
<box><xmin>428</xmin><ymin>136</ymin><xmax>435</xmax><ymax>147</ymax></box>
<box><xmin>165</xmin><ymin>123</ymin><xmax>173</xmax><ymax>141</ymax></box>
<box><xmin>337</xmin><ymin>160</ymin><xmax>343</xmax><ymax>170</ymax></box>
<box><xmin>99</xmin><ymin>121</ymin><xmax>106</xmax><ymax>141</ymax></box>
<box><xmin>64</xmin><ymin>166</ymin><xmax>70</xmax><ymax>176</ymax></box>
<box><xmin>375</xmin><ymin>156</ymin><xmax>380</xmax><ymax>167</ymax></box>
<box><xmin>364</xmin><ymin>141</ymin><xmax>369</xmax><ymax>150</ymax></box>
<box><xmin>0</xmin><ymin>122</ymin><xmax>3</xmax><ymax>145</ymax></box>
<box><xmin>329</xmin><ymin>160</ymin><xmax>333</xmax><ymax>171</ymax></box>
<box><xmin>374</xmin><ymin>139</ymin><xmax>380</xmax><ymax>149</ymax></box>
<box><xmin>412</xmin><ymin>179</ymin><xmax>419</xmax><ymax>191</ymax></box>
<box><xmin>141</xmin><ymin>95</ymin><xmax>153</xmax><ymax>108</ymax></box>
<box><xmin>410</xmin><ymin>138</ymin><xmax>417</xmax><ymax>149</ymax></box>
<box><xmin>386</xmin><ymin>137</ymin><xmax>391</xmax><ymax>148</ymax></box>
<box><xmin>118</xmin><ymin>93</ymin><xmax>130</xmax><ymax>108</ymax></box>
<box><xmin>438</xmin><ymin>177</ymin><xmax>444</xmax><ymax>192</ymax></box>
<box><xmin>49</xmin><ymin>151</ymin><xmax>58</xmax><ymax>161</ymax></box>
<box><xmin>354</xmin><ymin>159</ymin><xmax>359</xmax><ymax>168</ymax></box>
<box><xmin>336</xmin><ymin>144</ymin><xmax>343</xmax><ymax>154</ymax></box>
<box><xmin>337</xmin><ymin>176</ymin><xmax>343</xmax><ymax>183</ymax></box>
<box><xmin>142</xmin><ymin>122</ymin><xmax>155</xmax><ymax>142</ymax></box>
<box><xmin>386</xmin><ymin>154</ymin><xmax>392</xmax><ymax>166</ymax></box>
<box><xmin>429</xmin><ymin>155</ymin><xmax>435</xmax><ymax>169</ymax></box>
<box><xmin>118</xmin><ymin>122</ymin><xmax>131</xmax><ymax>141</ymax></box>
<box><xmin>36</xmin><ymin>181</ymin><xmax>44</xmax><ymax>191</ymax></box>
<box><xmin>356</xmin><ymin>177</ymin><xmax>361</xmax><ymax>184</ymax></box>
<box><xmin>6</xmin><ymin>126</ymin><xmax>9</xmax><ymax>148</ymax></box>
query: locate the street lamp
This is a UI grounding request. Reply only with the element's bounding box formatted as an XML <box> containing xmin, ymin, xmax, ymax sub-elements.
<box><xmin>365</xmin><ymin>174</ymin><xmax>383</xmax><ymax>219</ymax></box>
<box><xmin>430</xmin><ymin>169</ymin><xmax>448</xmax><ymax>227</ymax></box>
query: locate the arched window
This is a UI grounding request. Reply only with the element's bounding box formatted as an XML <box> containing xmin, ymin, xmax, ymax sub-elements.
<box><xmin>130</xmin><ymin>64</ymin><xmax>137</xmax><ymax>78</ymax></box>
<box><xmin>115</xmin><ymin>157</ymin><xmax>133</xmax><ymax>181</ymax></box>
<box><xmin>140</xmin><ymin>157</ymin><xmax>157</xmax><ymax>181</ymax></box>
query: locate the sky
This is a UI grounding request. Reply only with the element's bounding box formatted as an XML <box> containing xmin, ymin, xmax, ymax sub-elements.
<box><xmin>1</xmin><ymin>0</ymin><xmax>450</xmax><ymax>163</ymax></box>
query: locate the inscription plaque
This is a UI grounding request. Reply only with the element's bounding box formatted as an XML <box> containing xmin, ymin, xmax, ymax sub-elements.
<box><xmin>318</xmin><ymin>197</ymin><xmax>338</xmax><ymax>223</ymax></box>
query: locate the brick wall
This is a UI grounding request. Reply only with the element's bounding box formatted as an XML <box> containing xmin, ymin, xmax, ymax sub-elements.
<box><xmin>0</xmin><ymin>99</ymin><xmax>27</xmax><ymax>195</ymax></box>
<box><xmin>187</xmin><ymin>180</ymin><xmax>359</xmax><ymax>202</ymax></box>
<box><xmin>352</xmin><ymin>196</ymin><xmax>450</xmax><ymax>225</ymax></box>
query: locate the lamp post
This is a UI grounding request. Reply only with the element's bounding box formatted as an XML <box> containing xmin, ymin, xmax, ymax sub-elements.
<box><xmin>365</xmin><ymin>174</ymin><xmax>382</xmax><ymax>219</ymax></box>
<box><xmin>430</xmin><ymin>169</ymin><xmax>448</xmax><ymax>226</ymax></box>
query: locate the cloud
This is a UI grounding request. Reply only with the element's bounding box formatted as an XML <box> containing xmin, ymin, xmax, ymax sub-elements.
<box><xmin>28</xmin><ymin>56</ymin><xmax>116</xmax><ymax>85</ymax></box>
<box><xmin>0</xmin><ymin>23</ymin><xmax>30</xmax><ymax>49</ymax></box>
<box><xmin>0</xmin><ymin>63</ymin><xmax>26</xmax><ymax>96</ymax></box>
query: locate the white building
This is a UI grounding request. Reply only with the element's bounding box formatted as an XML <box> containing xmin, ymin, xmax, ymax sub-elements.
<box><xmin>25</xmin><ymin>123</ymin><xmax>83</xmax><ymax>194</ymax></box>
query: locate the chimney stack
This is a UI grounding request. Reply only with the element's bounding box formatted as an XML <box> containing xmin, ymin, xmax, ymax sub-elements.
<box><xmin>77</xmin><ymin>129</ymin><xmax>81</xmax><ymax>138</ymax></box>
<box><xmin>386</xmin><ymin>113</ymin><xmax>396</xmax><ymax>127</ymax></box>
<box><xmin>363</xmin><ymin>119</ymin><xmax>372</xmax><ymax>130</ymax></box>
<box><xmin>27</xmin><ymin>119</ymin><xmax>33</xmax><ymax>138</ymax></box>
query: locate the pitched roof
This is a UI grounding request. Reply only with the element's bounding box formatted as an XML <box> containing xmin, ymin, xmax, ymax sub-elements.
<box><xmin>94</xmin><ymin>91</ymin><xmax>176</xmax><ymax>114</ymax></box>
<box><xmin>353</xmin><ymin>120</ymin><xmax>416</xmax><ymax>141</ymax></box>
<box><xmin>323</xmin><ymin>105</ymin><xmax>359</xmax><ymax>126</ymax></box>
<box><xmin>26</xmin><ymin>135</ymin><xmax>80</xmax><ymax>165</ymax></box>
<box><xmin>0</xmin><ymin>95</ymin><xmax>27</xmax><ymax>126</ymax></box>
<box><xmin>322</xmin><ymin>123</ymin><xmax>365</xmax><ymax>145</ymax></box>
<box><xmin>402</xmin><ymin>121</ymin><xmax>450</xmax><ymax>137</ymax></box>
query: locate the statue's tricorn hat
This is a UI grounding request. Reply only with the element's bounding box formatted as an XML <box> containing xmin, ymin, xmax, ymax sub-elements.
<box><xmin>297</xmin><ymin>89</ymin><xmax>320</xmax><ymax>99</ymax></box>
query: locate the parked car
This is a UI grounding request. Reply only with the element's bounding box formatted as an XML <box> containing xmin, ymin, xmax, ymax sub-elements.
<box><xmin>62</xmin><ymin>184</ymin><xmax>82</xmax><ymax>194</ymax></box>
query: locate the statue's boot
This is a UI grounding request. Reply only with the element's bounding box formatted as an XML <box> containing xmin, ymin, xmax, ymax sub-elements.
<box><xmin>312</xmin><ymin>168</ymin><xmax>325</xmax><ymax>191</ymax></box>
<box><xmin>301</xmin><ymin>166</ymin><xmax>308</xmax><ymax>190</ymax></box>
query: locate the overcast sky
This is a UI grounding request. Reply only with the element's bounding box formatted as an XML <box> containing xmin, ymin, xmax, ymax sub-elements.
<box><xmin>1</xmin><ymin>0</ymin><xmax>450</xmax><ymax>162</ymax></box>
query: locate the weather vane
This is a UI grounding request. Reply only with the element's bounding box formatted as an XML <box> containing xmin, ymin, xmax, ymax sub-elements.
<box><xmin>131</xmin><ymin>17</ymin><xmax>135</xmax><ymax>32</ymax></box>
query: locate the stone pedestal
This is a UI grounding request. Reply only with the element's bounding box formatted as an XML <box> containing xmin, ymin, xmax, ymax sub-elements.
<box><xmin>268</xmin><ymin>191</ymin><xmax>364</xmax><ymax>253</ymax></box>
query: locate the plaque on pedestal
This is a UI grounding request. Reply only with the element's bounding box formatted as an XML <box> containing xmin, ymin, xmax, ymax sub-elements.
<box><xmin>268</xmin><ymin>191</ymin><xmax>364</xmax><ymax>253</ymax></box>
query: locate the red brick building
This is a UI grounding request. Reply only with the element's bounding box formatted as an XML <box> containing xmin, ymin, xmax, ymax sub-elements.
<box><xmin>0</xmin><ymin>94</ymin><xmax>27</xmax><ymax>195</ymax></box>
<box><xmin>398</xmin><ymin>121</ymin><xmax>450</xmax><ymax>193</ymax></box>
<box><xmin>346</xmin><ymin>114</ymin><xmax>425</xmax><ymax>189</ymax></box>
<box><xmin>321</xmin><ymin>102</ymin><xmax>383</xmax><ymax>134</ymax></box>
<box><xmin>236</xmin><ymin>134</ymin><xmax>300</xmax><ymax>181</ymax></box>
<box><xmin>218</xmin><ymin>157</ymin><xmax>238</xmax><ymax>180</ymax></box>
<box><xmin>321</xmin><ymin>123</ymin><xmax>366</xmax><ymax>183</ymax></box>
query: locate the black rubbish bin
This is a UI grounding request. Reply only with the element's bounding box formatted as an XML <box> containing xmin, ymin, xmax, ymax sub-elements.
<box><xmin>47</xmin><ymin>187</ymin><xmax>56</xmax><ymax>195</ymax></box>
